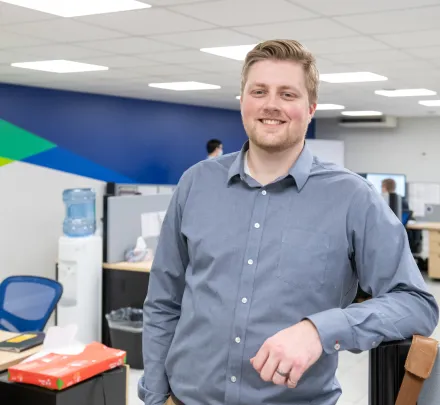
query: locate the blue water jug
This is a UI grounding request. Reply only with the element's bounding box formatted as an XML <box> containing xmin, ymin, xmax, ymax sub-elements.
<box><xmin>63</xmin><ymin>188</ymin><xmax>96</xmax><ymax>237</ymax></box>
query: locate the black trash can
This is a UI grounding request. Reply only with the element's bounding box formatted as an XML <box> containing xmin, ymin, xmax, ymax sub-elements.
<box><xmin>369</xmin><ymin>338</ymin><xmax>412</xmax><ymax>405</ymax></box>
<box><xmin>106</xmin><ymin>307</ymin><xmax>143</xmax><ymax>370</ymax></box>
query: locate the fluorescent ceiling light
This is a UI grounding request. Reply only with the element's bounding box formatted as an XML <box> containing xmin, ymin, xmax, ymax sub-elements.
<box><xmin>0</xmin><ymin>0</ymin><xmax>151</xmax><ymax>17</ymax></box>
<box><xmin>316</xmin><ymin>104</ymin><xmax>345</xmax><ymax>111</ymax></box>
<box><xmin>200</xmin><ymin>44</ymin><xmax>257</xmax><ymax>61</ymax></box>
<box><xmin>419</xmin><ymin>100</ymin><xmax>440</xmax><ymax>106</ymax></box>
<box><xmin>320</xmin><ymin>72</ymin><xmax>388</xmax><ymax>83</ymax></box>
<box><xmin>375</xmin><ymin>88</ymin><xmax>437</xmax><ymax>97</ymax></box>
<box><xmin>11</xmin><ymin>60</ymin><xmax>109</xmax><ymax>73</ymax></box>
<box><xmin>236</xmin><ymin>95</ymin><xmax>241</xmax><ymax>100</ymax></box>
<box><xmin>341</xmin><ymin>111</ymin><xmax>383</xmax><ymax>117</ymax></box>
<box><xmin>148</xmin><ymin>81</ymin><xmax>221</xmax><ymax>91</ymax></box>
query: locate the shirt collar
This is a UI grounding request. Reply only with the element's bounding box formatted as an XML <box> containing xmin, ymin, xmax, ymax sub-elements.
<box><xmin>227</xmin><ymin>140</ymin><xmax>314</xmax><ymax>191</ymax></box>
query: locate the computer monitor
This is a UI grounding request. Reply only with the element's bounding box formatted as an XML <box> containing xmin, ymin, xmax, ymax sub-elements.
<box><xmin>365</xmin><ymin>173</ymin><xmax>407</xmax><ymax>197</ymax></box>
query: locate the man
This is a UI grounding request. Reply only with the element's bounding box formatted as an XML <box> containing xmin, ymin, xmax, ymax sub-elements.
<box><xmin>381</xmin><ymin>178</ymin><xmax>409</xmax><ymax>210</ymax></box>
<box><xmin>139</xmin><ymin>40</ymin><xmax>438</xmax><ymax>405</ymax></box>
<box><xmin>206</xmin><ymin>138</ymin><xmax>223</xmax><ymax>159</ymax></box>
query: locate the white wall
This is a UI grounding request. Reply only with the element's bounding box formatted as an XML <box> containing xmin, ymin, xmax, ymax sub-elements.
<box><xmin>0</xmin><ymin>161</ymin><xmax>105</xmax><ymax>283</ymax></box>
<box><xmin>316</xmin><ymin>117</ymin><xmax>440</xmax><ymax>183</ymax></box>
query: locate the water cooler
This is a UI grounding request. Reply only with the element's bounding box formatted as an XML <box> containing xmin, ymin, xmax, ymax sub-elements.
<box><xmin>57</xmin><ymin>188</ymin><xmax>102</xmax><ymax>344</ymax></box>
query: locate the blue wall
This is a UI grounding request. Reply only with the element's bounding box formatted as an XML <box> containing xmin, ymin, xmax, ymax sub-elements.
<box><xmin>0</xmin><ymin>83</ymin><xmax>315</xmax><ymax>184</ymax></box>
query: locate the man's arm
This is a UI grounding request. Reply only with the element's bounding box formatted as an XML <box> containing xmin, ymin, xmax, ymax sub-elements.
<box><xmin>138</xmin><ymin>171</ymin><xmax>192</xmax><ymax>405</ymax></box>
<box><xmin>307</xmin><ymin>182</ymin><xmax>439</xmax><ymax>355</ymax></box>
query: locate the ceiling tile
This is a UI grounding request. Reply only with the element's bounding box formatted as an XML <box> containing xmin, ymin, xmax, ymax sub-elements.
<box><xmin>290</xmin><ymin>0</ymin><xmax>440</xmax><ymax>16</ymax></box>
<box><xmin>325</xmin><ymin>49</ymin><xmax>412</xmax><ymax>64</ymax></box>
<box><xmin>406</xmin><ymin>46</ymin><xmax>440</xmax><ymax>59</ymax></box>
<box><xmin>0</xmin><ymin>2</ymin><xmax>56</xmax><ymax>25</ymax></box>
<box><xmin>145</xmin><ymin>49</ymin><xmax>230</xmax><ymax>64</ymax></box>
<box><xmin>304</xmin><ymin>37</ymin><xmax>390</xmax><ymax>55</ymax></box>
<box><xmin>125</xmin><ymin>64</ymin><xmax>203</xmax><ymax>76</ymax></box>
<box><xmin>78</xmin><ymin>37</ymin><xmax>181</xmax><ymax>55</ymax></box>
<box><xmin>76</xmin><ymin>8</ymin><xmax>214</xmax><ymax>36</ymax></box>
<box><xmin>235</xmin><ymin>18</ymin><xmax>358</xmax><ymax>41</ymax></box>
<box><xmin>146</xmin><ymin>0</ymin><xmax>220</xmax><ymax>4</ymax></box>
<box><xmin>0</xmin><ymin>48</ymin><xmax>37</xmax><ymax>63</ymax></box>
<box><xmin>3</xmin><ymin>19</ymin><xmax>125</xmax><ymax>42</ymax></box>
<box><xmin>184</xmin><ymin>59</ymin><xmax>242</xmax><ymax>74</ymax></box>
<box><xmin>0</xmin><ymin>29</ymin><xmax>48</xmax><ymax>49</ymax></box>
<box><xmin>334</xmin><ymin>6</ymin><xmax>440</xmax><ymax>34</ymax></box>
<box><xmin>17</xmin><ymin>44</ymin><xmax>111</xmax><ymax>60</ymax></box>
<box><xmin>151</xmin><ymin>29</ymin><xmax>259</xmax><ymax>49</ymax></box>
<box><xmin>76</xmin><ymin>55</ymin><xmax>159</xmax><ymax>68</ymax></box>
<box><xmin>170</xmin><ymin>0</ymin><xmax>317</xmax><ymax>27</ymax></box>
<box><xmin>375</xmin><ymin>29</ymin><xmax>440</xmax><ymax>48</ymax></box>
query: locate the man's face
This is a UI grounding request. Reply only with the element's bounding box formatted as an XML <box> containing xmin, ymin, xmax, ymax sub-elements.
<box><xmin>240</xmin><ymin>60</ymin><xmax>316</xmax><ymax>153</ymax></box>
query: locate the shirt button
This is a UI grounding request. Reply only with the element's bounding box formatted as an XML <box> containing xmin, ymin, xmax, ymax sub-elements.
<box><xmin>241</xmin><ymin>297</ymin><xmax>248</xmax><ymax>304</ymax></box>
<box><xmin>235</xmin><ymin>337</ymin><xmax>241</xmax><ymax>343</ymax></box>
<box><xmin>334</xmin><ymin>343</ymin><xmax>341</xmax><ymax>351</ymax></box>
<box><xmin>372</xmin><ymin>341</ymin><xmax>377</xmax><ymax>347</ymax></box>
<box><xmin>261</xmin><ymin>190</ymin><xmax>267</xmax><ymax>195</ymax></box>
<box><xmin>247</xmin><ymin>259</ymin><xmax>253</xmax><ymax>265</ymax></box>
<box><xmin>231</xmin><ymin>376</ymin><xmax>237</xmax><ymax>383</ymax></box>
<box><xmin>254</xmin><ymin>223</ymin><xmax>260</xmax><ymax>229</ymax></box>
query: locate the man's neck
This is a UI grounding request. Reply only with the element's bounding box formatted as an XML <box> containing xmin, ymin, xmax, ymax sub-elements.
<box><xmin>246</xmin><ymin>141</ymin><xmax>304</xmax><ymax>186</ymax></box>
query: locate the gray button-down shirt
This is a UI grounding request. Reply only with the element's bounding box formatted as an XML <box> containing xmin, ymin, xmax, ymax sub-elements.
<box><xmin>139</xmin><ymin>141</ymin><xmax>438</xmax><ymax>405</ymax></box>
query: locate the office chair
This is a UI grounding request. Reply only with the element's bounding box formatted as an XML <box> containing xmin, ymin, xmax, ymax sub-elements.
<box><xmin>0</xmin><ymin>275</ymin><xmax>63</xmax><ymax>332</ymax></box>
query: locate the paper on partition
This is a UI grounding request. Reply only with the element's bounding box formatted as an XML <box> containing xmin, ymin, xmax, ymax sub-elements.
<box><xmin>141</xmin><ymin>211</ymin><xmax>167</xmax><ymax>238</ymax></box>
<box><xmin>408</xmin><ymin>183</ymin><xmax>440</xmax><ymax>217</ymax></box>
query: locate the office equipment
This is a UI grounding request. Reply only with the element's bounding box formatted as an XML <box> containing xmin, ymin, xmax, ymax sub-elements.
<box><xmin>0</xmin><ymin>276</ymin><xmax>63</xmax><ymax>333</ymax></box>
<box><xmin>363</xmin><ymin>173</ymin><xmax>407</xmax><ymax>197</ymax></box>
<box><xmin>57</xmin><ymin>235</ymin><xmax>102</xmax><ymax>344</ymax></box>
<box><xmin>104</xmin><ymin>194</ymin><xmax>172</xmax><ymax>263</ymax></box>
<box><xmin>424</xmin><ymin>204</ymin><xmax>440</xmax><ymax>222</ymax></box>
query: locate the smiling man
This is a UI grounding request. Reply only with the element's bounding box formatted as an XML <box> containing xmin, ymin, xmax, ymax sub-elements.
<box><xmin>139</xmin><ymin>40</ymin><xmax>438</xmax><ymax>405</ymax></box>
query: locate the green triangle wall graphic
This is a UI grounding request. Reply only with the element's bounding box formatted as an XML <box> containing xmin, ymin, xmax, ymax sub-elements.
<box><xmin>0</xmin><ymin>119</ymin><xmax>56</xmax><ymax>161</ymax></box>
<box><xmin>0</xmin><ymin>156</ymin><xmax>13</xmax><ymax>167</ymax></box>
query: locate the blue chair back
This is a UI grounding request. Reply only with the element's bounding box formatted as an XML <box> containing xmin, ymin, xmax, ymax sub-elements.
<box><xmin>0</xmin><ymin>276</ymin><xmax>63</xmax><ymax>332</ymax></box>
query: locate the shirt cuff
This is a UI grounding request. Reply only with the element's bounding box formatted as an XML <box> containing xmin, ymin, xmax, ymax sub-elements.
<box><xmin>305</xmin><ymin>308</ymin><xmax>355</xmax><ymax>354</ymax></box>
<box><xmin>138</xmin><ymin>374</ymin><xmax>169</xmax><ymax>405</ymax></box>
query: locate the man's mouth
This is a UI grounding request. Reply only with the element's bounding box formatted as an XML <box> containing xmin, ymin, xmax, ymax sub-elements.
<box><xmin>258</xmin><ymin>119</ymin><xmax>286</xmax><ymax>126</ymax></box>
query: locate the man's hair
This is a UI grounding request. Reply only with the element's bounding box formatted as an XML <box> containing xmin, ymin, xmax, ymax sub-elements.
<box><xmin>206</xmin><ymin>139</ymin><xmax>222</xmax><ymax>154</ymax></box>
<box><xmin>382</xmin><ymin>178</ymin><xmax>397</xmax><ymax>193</ymax></box>
<box><xmin>241</xmin><ymin>39</ymin><xmax>319</xmax><ymax>105</ymax></box>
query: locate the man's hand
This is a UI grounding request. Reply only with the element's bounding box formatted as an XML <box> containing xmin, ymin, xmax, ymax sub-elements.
<box><xmin>250</xmin><ymin>320</ymin><xmax>323</xmax><ymax>388</ymax></box>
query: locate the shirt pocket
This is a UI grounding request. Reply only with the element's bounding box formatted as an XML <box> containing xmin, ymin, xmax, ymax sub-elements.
<box><xmin>276</xmin><ymin>228</ymin><xmax>330</xmax><ymax>289</ymax></box>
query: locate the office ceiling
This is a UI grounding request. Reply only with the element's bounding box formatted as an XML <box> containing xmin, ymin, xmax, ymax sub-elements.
<box><xmin>1</xmin><ymin>0</ymin><xmax>440</xmax><ymax>117</ymax></box>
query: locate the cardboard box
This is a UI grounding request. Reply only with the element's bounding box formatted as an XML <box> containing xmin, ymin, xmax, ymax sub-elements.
<box><xmin>8</xmin><ymin>342</ymin><xmax>126</xmax><ymax>390</ymax></box>
<box><xmin>0</xmin><ymin>365</ymin><xmax>127</xmax><ymax>405</ymax></box>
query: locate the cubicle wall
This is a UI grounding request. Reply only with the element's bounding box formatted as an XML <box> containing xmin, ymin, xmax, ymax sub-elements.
<box><xmin>104</xmin><ymin>194</ymin><xmax>173</xmax><ymax>263</ymax></box>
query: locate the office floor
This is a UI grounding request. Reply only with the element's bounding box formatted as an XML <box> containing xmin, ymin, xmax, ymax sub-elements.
<box><xmin>127</xmin><ymin>274</ymin><xmax>440</xmax><ymax>405</ymax></box>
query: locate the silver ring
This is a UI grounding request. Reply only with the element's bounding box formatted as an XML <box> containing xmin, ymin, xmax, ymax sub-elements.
<box><xmin>276</xmin><ymin>369</ymin><xmax>289</xmax><ymax>378</ymax></box>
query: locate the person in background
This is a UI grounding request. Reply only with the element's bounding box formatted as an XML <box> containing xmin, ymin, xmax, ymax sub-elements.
<box><xmin>206</xmin><ymin>138</ymin><xmax>223</xmax><ymax>159</ymax></box>
<box><xmin>139</xmin><ymin>39</ymin><xmax>438</xmax><ymax>405</ymax></box>
<box><xmin>381</xmin><ymin>178</ymin><xmax>409</xmax><ymax>210</ymax></box>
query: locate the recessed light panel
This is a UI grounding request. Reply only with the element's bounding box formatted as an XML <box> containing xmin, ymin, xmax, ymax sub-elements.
<box><xmin>148</xmin><ymin>81</ymin><xmax>221</xmax><ymax>91</ymax></box>
<box><xmin>11</xmin><ymin>60</ymin><xmax>109</xmax><ymax>73</ymax></box>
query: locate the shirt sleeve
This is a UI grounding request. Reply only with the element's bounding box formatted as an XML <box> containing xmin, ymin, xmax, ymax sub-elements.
<box><xmin>138</xmin><ymin>169</ymin><xmax>192</xmax><ymax>405</ymax></box>
<box><xmin>307</xmin><ymin>182</ymin><xmax>439</xmax><ymax>355</ymax></box>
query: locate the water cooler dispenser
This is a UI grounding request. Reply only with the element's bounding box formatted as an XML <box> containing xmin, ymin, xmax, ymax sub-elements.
<box><xmin>57</xmin><ymin>188</ymin><xmax>102</xmax><ymax>344</ymax></box>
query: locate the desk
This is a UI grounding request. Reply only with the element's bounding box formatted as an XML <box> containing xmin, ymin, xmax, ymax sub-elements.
<box><xmin>102</xmin><ymin>261</ymin><xmax>151</xmax><ymax>347</ymax></box>
<box><xmin>407</xmin><ymin>222</ymin><xmax>440</xmax><ymax>279</ymax></box>
<box><xmin>0</xmin><ymin>331</ymin><xmax>42</xmax><ymax>372</ymax></box>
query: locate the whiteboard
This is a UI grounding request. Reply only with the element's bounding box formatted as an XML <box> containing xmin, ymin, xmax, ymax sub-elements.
<box><xmin>306</xmin><ymin>139</ymin><xmax>345</xmax><ymax>167</ymax></box>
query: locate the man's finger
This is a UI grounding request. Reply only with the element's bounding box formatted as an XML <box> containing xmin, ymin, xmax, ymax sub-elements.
<box><xmin>259</xmin><ymin>353</ymin><xmax>280</xmax><ymax>382</ymax></box>
<box><xmin>272</xmin><ymin>359</ymin><xmax>291</xmax><ymax>386</ymax></box>
<box><xmin>288</xmin><ymin>359</ymin><xmax>306</xmax><ymax>388</ymax></box>
<box><xmin>250</xmin><ymin>346</ymin><xmax>269</xmax><ymax>373</ymax></box>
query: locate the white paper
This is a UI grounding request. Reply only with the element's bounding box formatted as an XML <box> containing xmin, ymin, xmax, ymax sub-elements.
<box><xmin>23</xmin><ymin>325</ymin><xmax>85</xmax><ymax>363</ymax></box>
<box><xmin>141</xmin><ymin>211</ymin><xmax>166</xmax><ymax>238</ymax></box>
